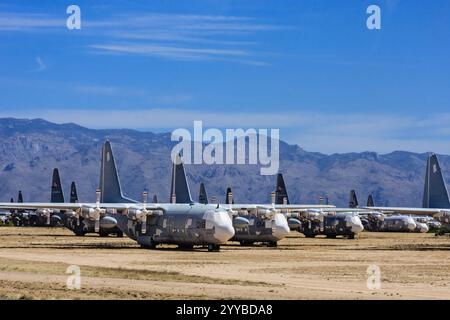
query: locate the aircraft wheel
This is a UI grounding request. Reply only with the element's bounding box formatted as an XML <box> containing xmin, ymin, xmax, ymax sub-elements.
<box><xmin>348</xmin><ymin>234</ymin><xmax>356</xmax><ymax>239</ymax></box>
<box><xmin>267</xmin><ymin>241</ymin><xmax>278</xmax><ymax>247</ymax></box>
<box><xmin>240</xmin><ymin>240</ymin><xmax>254</xmax><ymax>246</ymax></box>
<box><xmin>140</xmin><ymin>238</ymin><xmax>156</xmax><ymax>249</ymax></box>
<box><xmin>208</xmin><ymin>244</ymin><xmax>220</xmax><ymax>252</ymax></box>
<box><xmin>326</xmin><ymin>234</ymin><xmax>337</xmax><ymax>239</ymax></box>
<box><xmin>116</xmin><ymin>231</ymin><xmax>124</xmax><ymax>238</ymax></box>
<box><xmin>99</xmin><ymin>231</ymin><xmax>109</xmax><ymax>237</ymax></box>
<box><xmin>178</xmin><ymin>244</ymin><xmax>194</xmax><ymax>250</ymax></box>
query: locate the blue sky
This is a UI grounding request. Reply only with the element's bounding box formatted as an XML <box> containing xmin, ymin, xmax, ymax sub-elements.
<box><xmin>0</xmin><ymin>0</ymin><xmax>449</xmax><ymax>154</ymax></box>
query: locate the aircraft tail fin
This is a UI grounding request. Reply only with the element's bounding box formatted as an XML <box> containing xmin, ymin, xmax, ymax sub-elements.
<box><xmin>170</xmin><ymin>154</ymin><xmax>193</xmax><ymax>204</ymax></box>
<box><xmin>423</xmin><ymin>154</ymin><xmax>450</xmax><ymax>208</ymax></box>
<box><xmin>70</xmin><ymin>181</ymin><xmax>78</xmax><ymax>203</ymax></box>
<box><xmin>152</xmin><ymin>194</ymin><xmax>158</xmax><ymax>203</ymax></box>
<box><xmin>99</xmin><ymin>141</ymin><xmax>136</xmax><ymax>203</ymax></box>
<box><xmin>199</xmin><ymin>183</ymin><xmax>208</xmax><ymax>204</ymax></box>
<box><xmin>367</xmin><ymin>194</ymin><xmax>375</xmax><ymax>207</ymax></box>
<box><xmin>275</xmin><ymin>173</ymin><xmax>290</xmax><ymax>205</ymax></box>
<box><xmin>349</xmin><ymin>190</ymin><xmax>358</xmax><ymax>208</ymax></box>
<box><xmin>51</xmin><ymin>168</ymin><xmax>65</xmax><ymax>203</ymax></box>
<box><xmin>18</xmin><ymin>191</ymin><xmax>23</xmax><ymax>203</ymax></box>
<box><xmin>225</xmin><ymin>187</ymin><xmax>235</xmax><ymax>204</ymax></box>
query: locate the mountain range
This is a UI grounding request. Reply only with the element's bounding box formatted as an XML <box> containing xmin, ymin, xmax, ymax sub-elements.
<box><xmin>0</xmin><ymin>118</ymin><xmax>448</xmax><ymax>208</ymax></box>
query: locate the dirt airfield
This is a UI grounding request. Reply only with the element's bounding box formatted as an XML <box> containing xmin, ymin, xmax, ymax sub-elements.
<box><xmin>0</xmin><ymin>227</ymin><xmax>449</xmax><ymax>300</ymax></box>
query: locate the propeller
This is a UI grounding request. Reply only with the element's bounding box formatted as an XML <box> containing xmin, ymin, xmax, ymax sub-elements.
<box><xmin>225</xmin><ymin>191</ymin><xmax>238</xmax><ymax>217</ymax></box>
<box><xmin>36</xmin><ymin>209</ymin><xmax>53</xmax><ymax>225</ymax></box>
<box><xmin>140</xmin><ymin>191</ymin><xmax>149</xmax><ymax>234</ymax></box>
<box><xmin>93</xmin><ymin>189</ymin><xmax>102</xmax><ymax>232</ymax></box>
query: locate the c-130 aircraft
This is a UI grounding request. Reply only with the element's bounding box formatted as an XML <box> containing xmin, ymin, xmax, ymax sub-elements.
<box><xmin>0</xmin><ymin>141</ymin><xmax>335</xmax><ymax>251</ymax></box>
<box><xmin>361</xmin><ymin>154</ymin><xmax>450</xmax><ymax>234</ymax></box>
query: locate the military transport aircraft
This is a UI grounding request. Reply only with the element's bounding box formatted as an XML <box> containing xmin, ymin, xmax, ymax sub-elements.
<box><xmin>0</xmin><ymin>141</ymin><xmax>339</xmax><ymax>251</ymax></box>
<box><xmin>195</xmin><ymin>184</ymin><xmax>290</xmax><ymax>247</ymax></box>
<box><xmin>351</xmin><ymin>190</ymin><xmax>428</xmax><ymax>233</ymax></box>
<box><xmin>361</xmin><ymin>154</ymin><xmax>450</xmax><ymax>234</ymax></box>
<box><xmin>49</xmin><ymin>168</ymin><xmax>123</xmax><ymax>236</ymax></box>
<box><xmin>274</xmin><ymin>174</ymin><xmax>365</xmax><ymax>239</ymax></box>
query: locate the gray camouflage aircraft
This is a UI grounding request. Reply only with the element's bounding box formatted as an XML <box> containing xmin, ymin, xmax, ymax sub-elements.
<box><xmin>352</xmin><ymin>190</ymin><xmax>429</xmax><ymax>233</ymax></box>
<box><xmin>0</xmin><ymin>140</ymin><xmax>340</xmax><ymax>251</ymax></box>
<box><xmin>196</xmin><ymin>184</ymin><xmax>290</xmax><ymax>247</ymax></box>
<box><xmin>361</xmin><ymin>154</ymin><xmax>450</xmax><ymax>234</ymax></box>
<box><xmin>49</xmin><ymin>168</ymin><xmax>123</xmax><ymax>236</ymax></box>
<box><xmin>275</xmin><ymin>174</ymin><xmax>365</xmax><ymax>239</ymax></box>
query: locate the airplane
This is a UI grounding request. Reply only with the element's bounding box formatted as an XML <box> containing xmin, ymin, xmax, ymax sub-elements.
<box><xmin>361</xmin><ymin>154</ymin><xmax>450</xmax><ymax>234</ymax></box>
<box><xmin>49</xmin><ymin>168</ymin><xmax>122</xmax><ymax>237</ymax></box>
<box><xmin>351</xmin><ymin>190</ymin><xmax>427</xmax><ymax>233</ymax></box>
<box><xmin>274</xmin><ymin>174</ymin><xmax>365</xmax><ymax>239</ymax></box>
<box><xmin>0</xmin><ymin>140</ymin><xmax>356</xmax><ymax>251</ymax></box>
<box><xmin>93</xmin><ymin>141</ymin><xmax>236</xmax><ymax>251</ymax></box>
<box><xmin>197</xmin><ymin>184</ymin><xmax>290</xmax><ymax>247</ymax></box>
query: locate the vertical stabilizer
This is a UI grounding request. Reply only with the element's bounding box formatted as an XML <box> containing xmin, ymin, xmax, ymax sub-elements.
<box><xmin>225</xmin><ymin>187</ymin><xmax>235</xmax><ymax>204</ymax></box>
<box><xmin>152</xmin><ymin>195</ymin><xmax>158</xmax><ymax>203</ymax></box>
<box><xmin>199</xmin><ymin>183</ymin><xmax>208</xmax><ymax>204</ymax></box>
<box><xmin>18</xmin><ymin>191</ymin><xmax>23</xmax><ymax>203</ymax></box>
<box><xmin>51</xmin><ymin>168</ymin><xmax>65</xmax><ymax>203</ymax></box>
<box><xmin>275</xmin><ymin>173</ymin><xmax>290</xmax><ymax>205</ymax></box>
<box><xmin>423</xmin><ymin>154</ymin><xmax>450</xmax><ymax>208</ymax></box>
<box><xmin>70</xmin><ymin>182</ymin><xmax>78</xmax><ymax>203</ymax></box>
<box><xmin>349</xmin><ymin>190</ymin><xmax>358</xmax><ymax>208</ymax></box>
<box><xmin>99</xmin><ymin>141</ymin><xmax>136</xmax><ymax>203</ymax></box>
<box><xmin>367</xmin><ymin>194</ymin><xmax>375</xmax><ymax>207</ymax></box>
<box><xmin>170</xmin><ymin>154</ymin><xmax>193</xmax><ymax>204</ymax></box>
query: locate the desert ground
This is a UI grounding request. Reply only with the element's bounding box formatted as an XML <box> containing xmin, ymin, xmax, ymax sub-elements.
<box><xmin>0</xmin><ymin>227</ymin><xmax>449</xmax><ymax>300</ymax></box>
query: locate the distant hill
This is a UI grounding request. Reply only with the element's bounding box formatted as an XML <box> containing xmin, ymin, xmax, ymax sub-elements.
<box><xmin>0</xmin><ymin>118</ymin><xmax>448</xmax><ymax>207</ymax></box>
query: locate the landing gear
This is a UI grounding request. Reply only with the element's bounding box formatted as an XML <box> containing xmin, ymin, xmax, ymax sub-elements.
<box><xmin>239</xmin><ymin>240</ymin><xmax>254</xmax><ymax>246</ymax></box>
<box><xmin>348</xmin><ymin>234</ymin><xmax>356</xmax><ymax>239</ymax></box>
<box><xmin>99</xmin><ymin>230</ymin><xmax>109</xmax><ymax>237</ymax></box>
<box><xmin>116</xmin><ymin>231</ymin><xmax>124</xmax><ymax>238</ymax></box>
<box><xmin>326</xmin><ymin>234</ymin><xmax>337</xmax><ymax>239</ymax></box>
<box><xmin>140</xmin><ymin>238</ymin><xmax>156</xmax><ymax>249</ymax></box>
<box><xmin>73</xmin><ymin>230</ymin><xmax>87</xmax><ymax>236</ymax></box>
<box><xmin>178</xmin><ymin>244</ymin><xmax>194</xmax><ymax>250</ymax></box>
<box><xmin>207</xmin><ymin>244</ymin><xmax>220</xmax><ymax>252</ymax></box>
<box><xmin>267</xmin><ymin>241</ymin><xmax>278</xmax><ymax>247</ymax></box>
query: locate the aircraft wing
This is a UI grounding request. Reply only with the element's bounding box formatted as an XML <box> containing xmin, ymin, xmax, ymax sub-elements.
<box><xmin>360</xmin><ymin>206</ymin><xmax>450</xmax><ymax>216</ymax></box>
<box><xmin>0</xmin><ymin>202</ymin><xmax>164</xmax><ymax>211</ymax></box>
<box><xmin>228</xmin><ymin>204</ymin><xmax>336</xmax><ymax>210</ymax></box>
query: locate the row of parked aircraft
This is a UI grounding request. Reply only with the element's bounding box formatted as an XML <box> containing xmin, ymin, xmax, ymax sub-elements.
<box><xmin>0</xmin><ymin>141</ymin><xmax>448</xmax><ymax>251</ymax></box>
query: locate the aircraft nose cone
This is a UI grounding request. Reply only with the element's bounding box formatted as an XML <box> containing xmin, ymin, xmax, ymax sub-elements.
<box><xmin>214</xmin><ymin>224</ymin><xmax>235</xmax><ymax>243</ymax></box>
<box><xmin>351</xmin><ymin>220</ymin><xmax>364</xmax><ymax>234</ymax></box>
<box><xmin>213</xmin><ymin>213</ymin><xmax>235</xmax><ymax>243</ymax></box>
<box><xmin>273</xmin><ymin>215</ymin><xmax>290</xmax><ymax>240</ymax></box>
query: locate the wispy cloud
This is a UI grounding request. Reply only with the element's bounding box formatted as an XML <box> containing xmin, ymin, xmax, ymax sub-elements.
<box><xmin>0</xmin><ymin>11</ymin><xmax>279</xmax><ymax>65</ymax></box>
<box><xmin>0</xmin><ymin>13</ymin><xmax>63</xmax><ymax>31</ymax></box>
<box><xmin>33</xmin><ymin>56</ymin><xmax>46</xmax><ymax>72</ymax></box>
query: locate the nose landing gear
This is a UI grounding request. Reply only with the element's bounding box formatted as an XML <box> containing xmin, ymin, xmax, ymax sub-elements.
<box><xmin>207</xmin><ymin>244</ymin><xmax>220</xmax><ymax>252</ymax></box>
